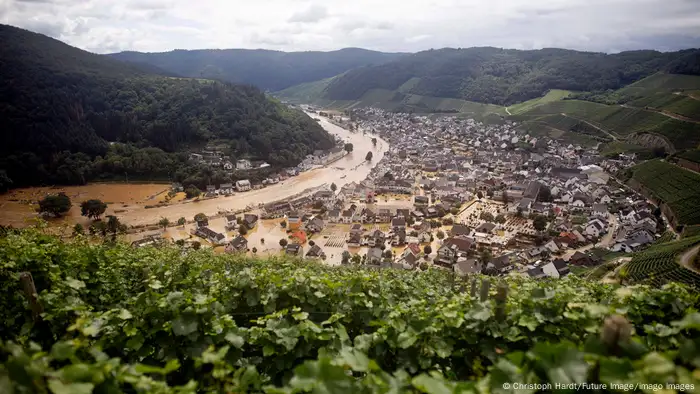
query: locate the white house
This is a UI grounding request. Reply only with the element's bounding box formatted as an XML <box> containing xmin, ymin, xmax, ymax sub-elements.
<box><xmin>236</xmin><ymin>180</ymin><xmax>251</xmax><ymax>192</ymax></box>
<box><xmin>236</xmin><ymin>159</ymin><xmax>252</xmax><ymax>170</ymax></box>
<box><xmin>585</xmin><ymin>219</ymin><xmax>607</xmax><ymax>237</ymax></box>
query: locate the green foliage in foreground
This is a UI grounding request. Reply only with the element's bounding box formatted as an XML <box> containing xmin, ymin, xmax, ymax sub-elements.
<box><xmin>1</xmin><ymin>229</ymin><xmax>700</xmax><ymax>393</ymax></box>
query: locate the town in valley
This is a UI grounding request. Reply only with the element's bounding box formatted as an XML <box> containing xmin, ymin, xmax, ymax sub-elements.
<box><xmin>126</xmin><ymin>105</ymin><xmax>672</xmax><ymax>281</ymax></box>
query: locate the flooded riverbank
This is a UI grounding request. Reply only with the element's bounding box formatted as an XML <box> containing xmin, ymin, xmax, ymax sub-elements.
<box><xmin>0</xmin><ymin>115</ymin><xmax>388</xmax><ymax>228</ymax></box>
<box><xmin>115</xmin><ymin>117</ymin><xmax>387</xmax><ymax>226</ymax></box>
<box><xmin>0</xmin><ymin>183</ymin><xmax>169</xmax><ymax>227</ymax></box>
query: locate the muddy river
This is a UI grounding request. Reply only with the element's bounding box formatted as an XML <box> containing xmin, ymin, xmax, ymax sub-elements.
<box><xmin>0</xmin><ymin>116</ymin><xmax>388</xmax><ymax>228</ymax></box>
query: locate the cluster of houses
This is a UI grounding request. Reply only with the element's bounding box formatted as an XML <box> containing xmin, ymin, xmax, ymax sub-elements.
<box><xmin>188</xmin><ymin>148</ymin><xmax>271</xmax><ymax>173</ymax></box>
<box><xmin>277</xmin><ymin>107</ymin><xmax>668</xmax><ymax>278</ymax></box>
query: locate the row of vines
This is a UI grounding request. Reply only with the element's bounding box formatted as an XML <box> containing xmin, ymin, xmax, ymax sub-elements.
<box><xmin>1</xmin><ymin>229</ymin><xmax>700</xmax><ymax>393</ymax></box>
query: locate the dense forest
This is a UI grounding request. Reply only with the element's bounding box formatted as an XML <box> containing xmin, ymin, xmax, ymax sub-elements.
<box><xmin>0</xmin><ymin>24</ymin><xmax>334</xmax><ymax>189</ymax></box>
<box><xmin>321</xmin><ymin>47</ymin><xmax>700</xmax><ymax>105</ymax></box>
<box><xmin>109</xmin><ymin>48</ymin><xmax>404</xmax><ymax>92</ymax></box>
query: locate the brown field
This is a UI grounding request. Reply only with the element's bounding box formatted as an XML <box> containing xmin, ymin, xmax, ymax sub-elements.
<box><xmin>0</xmin><ymin>183</ymin><xmax>169</xmax><ymax>227</ymax></box>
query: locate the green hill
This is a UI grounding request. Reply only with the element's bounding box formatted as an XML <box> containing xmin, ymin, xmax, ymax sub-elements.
<box><xmin>321</xmin><ymin>47</ymin><xmax>699</xmax><ymax>105</ymax></box>
<box><xmin>2</xmin><ymin>228</ymin><xmax>700</xmax><ymax>392</ymax></box>
<box><xmin>0</xmin><ymin>24</ymin><xmax>334</xmax><ymax>189</ymax></box>
<box><xmin>109</xmin><ymin>47</ymin><xmax>405</xmax><ymax>92</ymax></box>
<box><xmin>506</xmin><ymin>73</ymin><xmax>700</xmax><ymax>151</ymax></box>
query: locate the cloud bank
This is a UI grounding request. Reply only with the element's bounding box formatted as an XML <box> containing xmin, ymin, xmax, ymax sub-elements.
<box><xmin>1</xmin><ymin>0</ymin><xmax>698</xmax><ymax>53</ymax></box>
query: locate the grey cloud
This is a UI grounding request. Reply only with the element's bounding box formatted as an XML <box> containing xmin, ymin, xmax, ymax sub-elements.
<box><xmin>21</xmin><ymin>19</ymin><xmax>66</xmax><ymax>37</ymax></box>
<box><xmin>288</xmin><ymin>4</ymin><xmax>328</xmax><ymax>23</ymax></box>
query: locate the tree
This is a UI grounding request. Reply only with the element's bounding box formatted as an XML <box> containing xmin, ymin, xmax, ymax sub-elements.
<box><xmin>72</xmin><ymin>223</ymin><xmax>84</xmax><ymax>236</ymax></box>
<box><xmin>351</xmin><ymin>254</ymin><xmax>361</xmax><ymax>265</ymax></box>
<box><xmin>194</xmin><ymin>213</ymin><xmax>207</xmax><ymax>222</ymax></box>
<box><xmin>261</xmin><ymin>238</ymin><xmax>265</xmax><ymax>244</ymax></box>
<box><xmin>185</xmin><ymin>186</ymin><xmax>201</xmax><ymax>199</ymax></box>
<box><xmin>0</xmin><ymin>170</ymin><xmax>13</xmax><ymax>193</ymax></box>
<box><xmin>477</xmin><ymin>191</ymin><xmax>483</xmax><ymax>199</ymax></box>
<box><xmin>424</xmin><ymin>245</ymin><xmax>432</xmax><ymax>256</ymax></box>
<box><xmin>450</xmin><ymin>207</ymin><xmax>459</xmax><ymax>215</ymax></box>
<box><xmin>330</xmin><ymin>183</ymin><xmax>337</xmax><ymax>192</ymax></box>
<box><xmin>192</xmin><ymin>241</ymin><xmax>201</xmax><ymax>250</ymax></box>
<box><xmin>365</xmin><ymin>151</ymin><xmax>373</xmax><ymax>161</ymax></box>
<box><xmin>436</xmin><ymin>230</ymin><xmax>445</xmax><ymax>240</ymax></box>
<box><xmin>80</xmin><ymin>199</ymin><xmax>107</xmax><ymax>220</ymax></box>
<box><xmin>537</xmin><ymin>186</ymin><xmax>552</xmax><ymax>203</ymax></box>
<box><xmin>495</xmin><ymin>214</ymin><xmax>506</xmax><ymax>224</ymax></box>
<box><xmin>479</xmin><ymin>248</ymin><xmax>493</xmax><ymax>265</ymax></box>
<box><xmin>106</xmin><ymin>215</ymin><xmax>126</xmax><ymax>236</ymax></box>
<box><xmin>480</xmin><ymin>212</ymin><xmax>494</xmax><ymax>222</ymax></box>
<box><xmin>280</xmin><ymin>220</ymin><xmax>287</xmax><ymax>228</ymax></box>
<box><xmin>371</xmin><ymin>137</ymin><xmax>377</xmax><ymax>146</ymax></box>
<box><xmin>159</xmin><ymin>217</ymin><xmax>170</xmax><ymax>230</ymax></box>
<box><xmin>90</xmin><ymin>221</ymin><xmax>107</xmax><ymax>237</ymax></box>
<box><xmin>177</xmin><ymin>217</ymin><xmax>186</xmax><ymax>227</ymax></box>
<box><xmin>516</xmin><ymin>207</ymin><xmax>524</xmax><ymax>218</ymax></box>
<box><xmin>252</xmin><ymin>247</ymin><xmax>257</xmax><ymax>254</ymax></box>
<box><xmin>38</xmin><ymin>193</ymin><xmax>72</xmax><ymax>217</ymax></box>
<box><xmin>383</xmin><ymin>250</ymin><xmax>393</xmax><ymax>259</ymax></box>
<box><xmin>279</xmin><ymin>239</ymin><xmax>288</xmax><ymax>247</ymax></box>
<box><xmin>239</xmin><ymin>226</ymin><xmax>248</xmax><ymax>235</ymax></box>
<box><xmin>344</xmin><ymin>143</ymin><xmax>354</xmax><ymax>153</ymax></box>
<box><xmin>341</xmin><ymin>251</ymin><xmax>351</xmax><ymax>265</ymax></box>
<box><xmin>175</xmin><ymin>239</ymin><xmax>185</xmax><ymax>247</ymax></box>
<box><xmin>309</xmin><ymin>240</ymin><xmax>315</xmax><ymax>246</ymax></box>
<box><xmin>502</xmin><ymin>190</ymin><xmax>510</xmax><ymax>204</ymax></box>
<box><xmin>533</xmin><ymin>215</ymin><xmax>548</xmax><ymax>232</ymax></box>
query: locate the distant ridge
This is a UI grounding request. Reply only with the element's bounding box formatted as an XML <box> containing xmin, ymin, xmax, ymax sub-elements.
<box><xmin>108</xmin><ymin>48</ymin><xmax>406</xmax><ymax>91</ymax></box>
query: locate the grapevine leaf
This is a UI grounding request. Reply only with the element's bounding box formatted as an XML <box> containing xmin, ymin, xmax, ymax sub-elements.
<box><xmin>48</xmin><ymin>380</ymin><xmax>94</xmax><ymax>394</ymax></box>
<box><xmin>336</xmin><ymin>348</ymin><xmax>370</xmax><ymax>372</ymax></box>
<box><xmin>118</xmin><ymin>309</ymin><xmax>132</xmax><ymax>320</ymax></box>
<box><xmin>65</xmin><ymin>278</ymin><xmax>85</xmax><ymax>290</ymax></box>
<box><xmin>412</xmin><ymin>374</ymin><xmax>452</xmax><ymax>394</ymax></box>
<box><xmin>51</xmin><ymin>341</ymin><xmax>76</xmax><ymax>361</ymax></box>
<box><xmin>225</xmin><ymin>333</ymin><xmax>245</xmax><ymax>348</ymax></box>
<box><xmin>172</xmin><ymin>315</ymin><xmax>198</xmax><ymax>336</ymax></box>
<box><xmin>398</xmin><ymin>331</ymin><xmax>418</xmax><ymax>349</ymax></box>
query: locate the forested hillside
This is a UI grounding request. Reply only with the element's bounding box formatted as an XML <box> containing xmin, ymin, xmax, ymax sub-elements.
<box><xmin>0</xmin><ymin>24</ymin><xmax>334</xmax><ymax>189</ymax></box>
<box><xmin>109</xmin><ymin>47</ymin><xmax>404</xmax><ymax>91</ymax></box>
<box><xmin>320</xmin><ymin>47</ymin><xmax>700</xmax><ymax>105</ymax></box>
<box><xmin>2</xmin><ymin>229</ymin><xmax>700</xmax><ymax>392</ymax></box>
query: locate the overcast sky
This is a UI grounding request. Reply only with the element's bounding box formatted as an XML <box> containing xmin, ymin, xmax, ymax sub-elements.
<box><xmin>2</xmin><ymin>0</ymin><xmax>699</xmax><ymax>54</ymax></box>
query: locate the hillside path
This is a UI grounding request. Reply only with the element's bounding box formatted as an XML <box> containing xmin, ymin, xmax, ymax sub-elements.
<box><xmin>558</xmin><ymin>112</ymin><xmax>618</xmax><ymax>141</ymax></box>
<box><xmin>505</xmin><ymin>107</ymin><xmax>512</xmax><ymax>115</ymax></box>
<box><xmin>678</xmin><ymin>243</ymin><xmax>700</xmax><ymax>274</ymax></box>
<box><xmin>620</xmin><ymin>104</ymin><xmax>700</xmax><ymax>124</ymax></box>
<box><xmin>673</xmin><ymin>91</ymin><xmax>700</xmax><ymax>101</ymax></box>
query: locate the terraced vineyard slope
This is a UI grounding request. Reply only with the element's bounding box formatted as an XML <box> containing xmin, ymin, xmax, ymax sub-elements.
<box><xmin>623</xmin><ymin>160</ymin><xmax>700</xmax><ymax>227</ymax></box>
<box><xmin>1</xmin><ymin>229</ymin><xmax>700</xmax><ymax>392</ymax></box>
<box><xmin>621</xmin><ymin>235</ymin><xmax>700</xmax><ymax>288</ymax></box>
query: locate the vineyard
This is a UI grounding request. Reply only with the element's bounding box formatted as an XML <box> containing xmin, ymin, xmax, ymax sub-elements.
<box><xmin>626</xmin><ymin>160</ymin><xmax>700</xmax><ymax>226</ymax></box>
<box><xmin>515</xmin><ymin>99</ymin><xmax>700</xmax><ymax>150</ymax></box>
<box><xmin>622</xmin><ymin>236</ymin><xmax>700</xmax><ymax>289</ymax></box>
<box><xmin>2</xmin><ymin>229</ymin><xmax>700</xmax><ymax>393</ymax></box>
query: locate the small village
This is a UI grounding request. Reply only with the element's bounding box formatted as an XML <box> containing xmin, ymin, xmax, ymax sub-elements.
<box><xmin>134</xmin><ymin>106</ymin><xmax>671</xmax><ymax>280</ymax></box>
